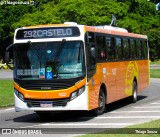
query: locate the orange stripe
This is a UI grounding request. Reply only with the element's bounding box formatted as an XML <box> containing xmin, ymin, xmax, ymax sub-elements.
<box><xmin>19</xmin><ymin>86</ymin><xmax>77</xmax><ymax>99</ymax></box>
<box><xmin>14</xmin><ymin>77</ymin><xmax>86</xmax><ymax>99</ymax></box>
<box><xmin>14</xmin><ymin>82</ymin><xmax>19</xmax><ymax>90</ymax></box>
<box><xmin>74</xmin><ymin>77</ymin><xmax>86</xmax><ymax>89</ymax></box>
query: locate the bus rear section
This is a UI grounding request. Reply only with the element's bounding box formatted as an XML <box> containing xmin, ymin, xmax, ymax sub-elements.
<box><xmin>85</xmin><ymin>25</ymin><xmax>149</xmax><ymax>114</ymax></box>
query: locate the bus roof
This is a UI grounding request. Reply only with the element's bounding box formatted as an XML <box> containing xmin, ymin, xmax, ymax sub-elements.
<box><xmin>85</xmin><ymin>26</ymin><xmax>148</xmax><ymax>39</ymax></box>
<box><xmin>18</xmin><ymin>22</ymin><xmax>148</xmax><ymax>40</ymax></box>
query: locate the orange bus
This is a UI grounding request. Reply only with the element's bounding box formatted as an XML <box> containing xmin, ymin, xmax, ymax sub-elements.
<box><xmin>6</xmin><ymin>22</ymin><xmax>150</xmax><ymax>116</ymax></box>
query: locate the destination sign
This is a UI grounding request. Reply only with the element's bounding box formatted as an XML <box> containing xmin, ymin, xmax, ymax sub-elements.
<box><xmin>16</xmin><ymin>27</ymin><xmax>80</xmax><ymax>39</ymax></box>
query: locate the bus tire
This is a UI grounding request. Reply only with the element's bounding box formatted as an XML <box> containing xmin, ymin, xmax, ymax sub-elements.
<box><xmin>132</xmin><ymin>81</ymin><xmax>137</xmax><ymax>103</ymax></box>
<box><xmin>35</xmin><ymin>111</ymin><xmax>51</xmax><ymax>118</ymax></box>
<box><xmin>93</xmin><ymin>89</ymin><xmax>106</xmax><ymax>116</ymax></box>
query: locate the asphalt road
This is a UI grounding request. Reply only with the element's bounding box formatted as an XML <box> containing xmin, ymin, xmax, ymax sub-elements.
<box><xmin>0</xmin><ymin>79</ymin><xmax>160</xmax><ymax>137</ymax></box>
<box><xmin>0</xmin><ymin>70</ymin><xmax>13</xmax><ymax>80</ymax></box>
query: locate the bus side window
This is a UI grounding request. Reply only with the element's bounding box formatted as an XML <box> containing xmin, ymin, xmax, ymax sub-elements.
<box><xmin>106</xmin><ymin>37</ymin><xmax>115</xmax><ymax>61</ymax></box>
<box><xmin>86</xmin><ymin>43</ymin><xmax>96</xmax><ymax>81</ymax></box>
<box><xmin>115</xmin><ymin>37</ymin><xmax>123</xmax><ymax>60</ymax></box>
<box><xmin>85</xmin><ymin>32</ymin><xmax>97</xmax><ymax>65</ymax></box>
<box><xmin>136</xmin><ymin>40</ymin><xmax>141</xmax><ymax>59</ymax></box>
<box><xmin>88</xmin><ymin>32</ymin><xmax>95</xmax><ymax>43</ymax></box>
<box><xmin>130</xmin><ymin>39</ymin><xmax>135</xmax><ymax>59</ymax></box>
<box><xmin>142</xmin><ymin>40</ymin><xmax>148</xmax><ymax>59</ymax></box>
<box><xmin>96</xmin><ymin>35</ymin><xmax>106</xmax><ymax>62</ymax></box>
<box><xmin>123</xmin><ymin>38</ymin><xmax>130</xmax><ymax>59</ymax></box>
<box><xmin>86</xmin><ymin>43</ymin><xmax>96</xmax><ymax>66</ymax></box>
<box><xmin>140</xmin><ymin>41</ymin><xmax>144</xmax><ymax>59</ymax></box>
<box><xmin>144</xmin><ymin>41</ymin><xmax>148</xmax><ymax>59</ymax></box>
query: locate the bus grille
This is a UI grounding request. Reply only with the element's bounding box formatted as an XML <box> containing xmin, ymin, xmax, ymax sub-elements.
<box><xmin>21</xmin><ymin>82</ymin><xmax>72</xmax><ymax>90</ymax></box>
<box><xmin>25</xmin><ymin>99</ymin><xmax>70</xmax><ymax>108</ymax></box>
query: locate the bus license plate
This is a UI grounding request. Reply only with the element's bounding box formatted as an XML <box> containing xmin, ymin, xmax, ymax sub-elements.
<box><xmin>40</xmin><ymin>102</ymin><xmax>52</xmax><ymax>107</ymax></box>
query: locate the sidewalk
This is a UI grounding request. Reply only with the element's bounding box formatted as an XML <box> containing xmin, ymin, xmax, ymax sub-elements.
<box><xmin>150</xmin><ymin>64</ymin><xmax>160</xmax><ymax>69</ymax></box>
<box><xmin>0</xmin><ymin>70</ymin><xmax>13</xmax><ymax>80</ymax></box>
<box><xmin>150</xmin><ymin>78</ymin><xmax>160</xmax><ymax>83</ymax></box>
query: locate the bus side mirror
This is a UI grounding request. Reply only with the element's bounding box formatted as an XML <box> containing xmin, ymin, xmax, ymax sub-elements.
<box><xmin>5</xmin><ymin>52</ymin><xmax>10</xmax><ymax>64</ymax></box>
<box><xmin>90</xmin><ymin>46</ymin><xmax>95</xmax><ymax>59</ymax></box>
<box><xmin>5</xmin><ymin>44</ymin><xmax>14</xmax><ymax>70</ymax></box>
<box><xmin>90</xmin><ymin>45</ymin><xmax>96</xmax><ymax>65</ymax></box>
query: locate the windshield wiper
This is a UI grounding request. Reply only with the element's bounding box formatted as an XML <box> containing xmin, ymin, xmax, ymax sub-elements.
<box><xmin>51</xmin><ymin>39</ymin><xmax>66</xmax><ymax>79</ymax></box>
<box><xmin>54</xmin><ymin>39</ymin><xmax>66</xmax><ymax>59</ymax></box>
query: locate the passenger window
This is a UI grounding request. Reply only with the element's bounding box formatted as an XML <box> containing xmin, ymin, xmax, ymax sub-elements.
<box><xmin>130</xmin><ymin>39</ymin><xmax>136</xmax><ymax>59</ymax></box>
<box><xmin>123</xmin><ymin>38</ymin><xmax>130</xmax><ymax>59</ymax></box>
<box><xmin>106</xmin><ymin>37</ymin><xmax>115</xmax><ymax>61</ymax></box>
<box><xmin>142</xmin><ymin>41</ymin><xmax>148</xmax><ymax>59</ymax></box>
<box><xmin>136</xmin><ymin>40</ymin><xmax>141</xmax><ymax>59</ymax></box>
<box><xmin>88</xmin><ymin>32</ymin><xmax>95</xmax><ymax>43</ymax></box>
<box><xmin>96</xmin><ymin>35</ymin><xmax>106</xmax><ymax>62</ymax></box>
<box><xmin>115</xmin><ymin>38</ymin><xmax>123</xmax><ymax>60</ymax></box>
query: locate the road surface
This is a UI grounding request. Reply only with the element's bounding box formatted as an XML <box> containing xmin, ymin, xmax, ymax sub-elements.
<box><xmin>0</xmin><ymin>70</ymin><xmax>13</xmax><ymax>80</ymax></box>
<box><xmin>0</xmin><ymin>79</ymin><xmax>160</xmax><ymax>136</ymax></box>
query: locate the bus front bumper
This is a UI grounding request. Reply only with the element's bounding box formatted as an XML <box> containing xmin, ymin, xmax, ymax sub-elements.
<box><xmin>14</xmin><ymin>90</ymin><xmax>88</xmax><ymax>112</ymax></box>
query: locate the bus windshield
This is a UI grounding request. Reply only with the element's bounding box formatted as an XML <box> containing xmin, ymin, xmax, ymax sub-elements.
<box><xmin>14</xmin><ymin>41</ymin><xmax>85</xmax><ymax>80</ymax></box>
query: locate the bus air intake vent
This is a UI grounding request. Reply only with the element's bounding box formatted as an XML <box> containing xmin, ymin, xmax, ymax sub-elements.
<box><xmin>25</xmin><ymin>98</ymin><xmax>70</xmax><ymax>108</ymax></box>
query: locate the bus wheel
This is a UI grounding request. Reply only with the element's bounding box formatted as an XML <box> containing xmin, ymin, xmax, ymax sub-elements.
<box><xmin>93</xmin><ymin>89</ymin><xmax>106</xmax><ymax>116</ymax></box>
<box><xmin>35</xmin><ymin>111</ymin><xmax>51</xmax><ymax>118</ymax></box>
<box><xmin>132</xmin><ymin>81</ymin><xmax>137</xmax><ymax>103</ymax></box>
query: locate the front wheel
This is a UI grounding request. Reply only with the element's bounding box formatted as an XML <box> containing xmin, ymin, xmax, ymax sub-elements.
<box><xmin>92</xmin><ymin>89</ymin><xmax>106</xmax><ymax>116</ymax></box>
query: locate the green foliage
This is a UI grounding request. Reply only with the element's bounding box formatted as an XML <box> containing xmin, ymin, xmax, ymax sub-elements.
<box><xmin>0</xmin><ymin>4</ymin><xmax>35</xmax><ymax>59</ymax></box>
<box><xmin>146</xmin><ymin>29</ymin><xmax>160</xmax><ymax>60</ymax></box>
<box><xmin>0</xmin><ymin>0</ymin><xmax>160</xmax><ymax>61</ymax></box>
<box><xmin>13</xmin><ymin>0</ymin><xmax>129</xmax><ymax>27</ymax></box>
<box><xmin>150</xmin><ymin>69</ymin><xmax>160</xmax><ymax>78</ymax></box>
<box><xmin>0</xmin><ymin>80</ymin><xmax>14</xmax><ymax>107</ymax></box>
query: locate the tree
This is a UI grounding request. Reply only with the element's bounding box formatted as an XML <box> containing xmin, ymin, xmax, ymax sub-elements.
<box><xmin>0</xmin><ymin>0</ymin><xmax>53</xmax><ymax>60</ymax></box>
<box><xmin>13</xmin><ymin>0</ymin><xmax>129</xmax><ymax>27</ymax></box>
<box><xmin>0</xmin><ymin>0</ymin><xmax>160</xmax><ymax>61</ymax></box>
<box><xmin>148</xmin><ymin>0</ymin><xmax>160</xmax><ymax>4</ymax></box>
<box><xmin>146</xmin><ymin>29</ymin><xmax>160</xmax><ymax>61</ymax></box>
<box><xmin>0</xmin><ymin>4</ymin><xmax>35</xmax><ymax>60</ymax></box>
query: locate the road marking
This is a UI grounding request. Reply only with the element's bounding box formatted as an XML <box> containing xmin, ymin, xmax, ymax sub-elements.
<box><xmin>150</xmin><ymin>103</ymin><xmax>160</xmax><ymax>105</ymax></box>
<box><xmin>96</xmin><ymin>116</ymin><xmax>160</xmax><ymax>119</ymax></box>
<box><xmin>133</xmin><ymin>106</ymin><xmax>160</xmax><ymax>108</ymax></box>
<box><xmin>4</xmin><ymin>108</ymin><xmax>14</xmax><ymax>111</ymax></box>
<box><xmin>41</xmin><ymin>123</ymin><xmax>133</xmax><ymax>126</ymax></box>
<box><xmin>110</xmin><ymin>111</ymin><xmax>160</xmax><ymax>113</ymax></box>
<box><xmin>21</xmin><ymin>123</ymin><xmax>133</xmax><ymax>128</ymax></box>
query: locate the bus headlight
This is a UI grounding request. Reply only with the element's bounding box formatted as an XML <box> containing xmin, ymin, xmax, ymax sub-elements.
<box><xmin>77</xmin><ymin>86</ymin><xmax>85</xmax><ymax>96</ymax></box>
<box><xmin>14</xmin><ymin>89</ymin><xmax>24</xmax><ymax>102</ymax></box>
<box><xmin>71</xmin><ymin>91</ymin><xmax>77</xmax><ymax>100</ymax></box>
<box><xmin>70</xmin><ymin>86</ymin><xmax>85</xmax><ymax>100</ymax></box>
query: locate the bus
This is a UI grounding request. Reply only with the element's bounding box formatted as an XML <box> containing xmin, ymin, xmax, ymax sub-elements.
<box><xmin>5</xmin><ymin>22</ymin><xmax>150</xmax><ymax>116</ymax></box>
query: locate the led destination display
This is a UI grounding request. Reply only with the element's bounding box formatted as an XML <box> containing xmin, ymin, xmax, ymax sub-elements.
<box><xmin>16</xmin><ymin>27</ymin><xmax>80</xmax><ymax>39</ymax></box>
